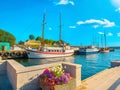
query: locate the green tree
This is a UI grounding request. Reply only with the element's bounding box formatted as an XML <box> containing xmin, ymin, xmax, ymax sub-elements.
<box><xmin>29</xmin><ymin>34</ymin><xmax>35</xmax><ymax>40</ymax></box>
<box><xmin>18</xmin><ymin>40</ymin><xmax>24</xmax><ymax>45</ymax></box>
<box><xmin>0</xmin><ymin>29</ymin><xmax>16</xmax><ymax>46</ymax></box>
<box><xmin>36</xmin><ymin>36</ymin><xmax>42</xmax><ymax>41</ymax></box>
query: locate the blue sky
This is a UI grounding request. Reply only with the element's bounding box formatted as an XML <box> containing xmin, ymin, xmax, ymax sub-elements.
<box><xmin>1</xmin><ymin>0</ymin><xmax>120</xmax><ymax>47</ymax></box>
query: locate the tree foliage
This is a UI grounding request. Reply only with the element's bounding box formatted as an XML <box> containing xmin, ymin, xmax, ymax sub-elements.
<box><xmin>0</xmin><ymin>29</ymin><xmax>16</xmax><ymax>46</ymax></box>
<box><xmin>29</xmin><ymin>34</ymin><xmax>35</xmax><ymax>40</ymax></box>
<box><xmin>36</xmin><ymin>36</ymin><xmax>42</xmax><ymax>41</ymax></box>
<box><xmin>27</xmin><ymin>34</ymin><xmax>70</xmax><ymax>47</ymax></box>
<box><xmin>18</xmin><ymin>40</ymin><xmax>24</xmax><ymax>45</ymax></box>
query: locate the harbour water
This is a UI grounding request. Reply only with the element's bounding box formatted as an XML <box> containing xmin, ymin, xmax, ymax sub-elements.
<box><xmin>15</xmin><ymin>49</ymin><xmax>120</xmax><ymax>80</ymax></box>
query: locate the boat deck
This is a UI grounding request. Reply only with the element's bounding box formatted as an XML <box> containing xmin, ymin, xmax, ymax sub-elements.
<box><xmin>77</xmin><ymin>66</ymin><xmax>120</xmax><ymax>90</ymax></box>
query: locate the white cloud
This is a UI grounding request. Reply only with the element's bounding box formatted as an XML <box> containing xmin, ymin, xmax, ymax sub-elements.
<box><xmin>55</xmin><ymin>0</ymin><xmax>75</xmax><ymax>6</ymax></box>
<box><xmin>93</xmin><ymin>25</ymin><xmax>99</xmax><ymax>28</ymax></box>
<box><xmin>98</xmin><ymin>32</ymin><xmax>104</xmax><ymax>35</ymax></box>
<box><xmin>76</xmin><ymin>19</ymin><xmax>115</xmax><ymax>28</ymax></box>
<box><xmin>48</xmin><ymin>27</ymin><xmax>52</xmax><ymax>30</ymax></box>
<box><xmin>117</xmin><ymin>32</ymin><xmax>120</xmax><ymax>37</ymax></box>
<box><xmin>111</xmin><ymin>0</ymin><xmax>120</xmax><ymax>8</ymax></box>
<box><xmin>69</xmin><ymin>1</ymin><xmax>74</xmax><ymax>5</ymax></box>
<box><xmin>111</xmin><ymin>0</ymin><xmax>120</xmax><ymax>12</ymax></box>
<box><xmin>115</xmin><ymin>7</ymin><xmax>120</xmax><ymax>12</ymax></box>
<box><xmin>107</xmin><ymin>32</ymin><xmax>113</xmax><ymax>36</ymax></box>
<box><xmin>69</xmin><ymin>26</ymin><xmax>76</xmax><ymax>28</ymax></box>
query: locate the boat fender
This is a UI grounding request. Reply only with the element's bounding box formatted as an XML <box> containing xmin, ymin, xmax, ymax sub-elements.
<box><xmin>16</xmin><ymin>52</ymin><xmax>21</xmax><ymax>56</ymax></box>
<box><xmin>0</xmin><ymin>53</ymin><xmax>2</xmax><ymax>56</ymax></box>
<box><xmin>10</xmin><ymin>52</ymin><xmax>15</xmax><ymax>56</ymax></box>
<box><xmin>3</xmin><ymin>52</ymin><xmax>9</xmax><ymax>56</ymax></box>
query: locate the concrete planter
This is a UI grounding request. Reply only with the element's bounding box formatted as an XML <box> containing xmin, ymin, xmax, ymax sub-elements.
<box><xmin>41</xmin><ymin>79</ymin><xmax>76</xmax><ymax>90</ymax></box>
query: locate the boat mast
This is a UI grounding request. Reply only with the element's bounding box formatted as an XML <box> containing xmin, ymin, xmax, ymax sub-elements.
<box><xmin>104</xmin><ymin>31</ymin><xmax>106</xmax><ymax>49</ymax></box>
<box><xmin>41</xmin><ymin>11</ymin><xmax>46</xmax><ymax>46</ymax></box>
<box><xmin>59</xmin><ymin>12</ymin><xmax>62</xmax><ymax>42</ymax></box>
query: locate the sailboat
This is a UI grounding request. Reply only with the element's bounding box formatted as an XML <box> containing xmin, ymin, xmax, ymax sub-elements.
<box><xmin>100</xmin><ymin>31</ymin><xmax>109</xmax><ymax>53</ymax></box>
<box><xmin>26</xmin><ymin>12</ymin><xmax>74</xmax><ymax>59</ymax></box>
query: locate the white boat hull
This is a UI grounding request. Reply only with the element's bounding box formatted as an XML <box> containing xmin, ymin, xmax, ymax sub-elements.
<box><xmin>79</xmin><ymin>48</ymin><xmax>99</xmax><ymax>54</ymax></box>
<box><xmin>26</xmin><ymin>49</ymin><xmax>74</xmax><ymax>59</ymax></box>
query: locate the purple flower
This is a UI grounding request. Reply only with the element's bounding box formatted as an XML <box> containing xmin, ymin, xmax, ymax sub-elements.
<box><xmin>43</xmin><ymin>69</ymin><xmax>50</xmax><ymax>74</ymax></box>
<box><xmin>48</xmin><ymin>73</ymin><xmax>54</xmax><ymax>78</ymax></box>
<box><xmin>55</xmin><ymin>78</ymin><xmax>59</xmax><ymax>84</ymax></box>
<box><xmin>40</xmin><ymin>67</ymin><xmax>73</xmax><ymax>87</ymax></box>
<box><xmin>63</xmin><ymin>75</ymin><xmax>69</xmax><ymax>83</ymax></box>
<box><xmin>59</xmin><ymin>74</ymin><xmax>69</xmax><ymax>83</ymax></box>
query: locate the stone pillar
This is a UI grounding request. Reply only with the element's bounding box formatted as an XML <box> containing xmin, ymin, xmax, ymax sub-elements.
<box><xmin>62</xmin><ymin>62</ymin><xmax>82</xmax><ymax>87</ymax></box>
<box><xmin>0</xmin><ymin>56</ymin><xmax>2</xmax><ymax>62</ymax></box>
<box><xmin>111</xmin><ymin>60</ymin><xmax>120</xmax><ymax>67</ymax></box>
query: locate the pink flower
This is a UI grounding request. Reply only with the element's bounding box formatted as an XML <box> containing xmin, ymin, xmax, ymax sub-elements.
<box><xmin>40</xmin><ymin>67</ymin><xmax>73</xmax><ymax>88</ymax></box>
<box><xmin>43</xmin><ymin>69</ymin><xmax>50</xmax><ymax>74</ymax></box>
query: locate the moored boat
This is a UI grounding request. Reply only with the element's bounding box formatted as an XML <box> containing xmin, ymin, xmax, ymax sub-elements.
<box><xmin>26</xmin><ymin>46</ymin><xmax>74</xmax><ymax>59</ymax></box>
<box><xmin>79</xmin><ymin>46</ymin><xmax>99</xmax><ymax>55</ymax></box>
<box><xmin>100</xmin><ymin>48</ymin><xmax>109</xmax><ymax>53</ymax></box>
<box><xmin>100</xmin><ymin>31</ymin><xmax>110</xmax><ymax>53</ymax></box>
<box><xmin>26</xmin><ymin>12</ymin><xmax>74</xmax><ymax>59</ymax></box>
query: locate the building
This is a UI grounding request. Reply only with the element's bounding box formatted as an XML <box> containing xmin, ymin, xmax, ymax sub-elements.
<box><xmin>24</xmin><ymin>40</ymin><xmax>41</xmax><ymax>48</ymax></box>
<box><xmin>0</xmin><ymin>42</ymin><xmax>10</xmax><ymax>51</ymax></box>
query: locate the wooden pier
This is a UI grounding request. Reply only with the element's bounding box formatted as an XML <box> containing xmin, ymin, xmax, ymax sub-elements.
<box><xmin>0</xmin><ymin>50</ymin><xmax>28</xmax><ymax>59</ymax></box>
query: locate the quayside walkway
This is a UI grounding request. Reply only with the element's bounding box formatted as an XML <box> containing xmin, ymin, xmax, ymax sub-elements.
<box><xmin>77</xmin><ymin>66</ymin><xmax>120</xmax><ymax>90</ymax></box>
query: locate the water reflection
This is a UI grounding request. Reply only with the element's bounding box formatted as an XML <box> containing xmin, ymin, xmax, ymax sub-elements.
<box><xmin>85</xmin><ymin>54</ymin><xmax>98</xmax><ymax>60</ymax></box>
<box><xmin>15</xmin><ymin>56</ymin><xmax>75</xmax><ymax>66</ymax></box>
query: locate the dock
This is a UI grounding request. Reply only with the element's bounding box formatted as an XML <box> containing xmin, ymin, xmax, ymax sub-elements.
<box><xmin>77</xmin><ymin>66</ymin><xmax>120</xmax><ymax>90</ymax></box>
<box><xmin>0</xmin><ymin>50</ymin><xmax>27</xmax><ymax>59</ymax></box>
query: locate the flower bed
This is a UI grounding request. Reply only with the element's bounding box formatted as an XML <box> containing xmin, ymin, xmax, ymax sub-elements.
<box><xmin>39</xmin><ymin>65</ymin><xmax>75</xmax><ymax>90</ymax></box>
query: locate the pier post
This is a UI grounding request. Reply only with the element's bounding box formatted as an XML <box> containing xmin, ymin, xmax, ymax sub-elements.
<box><xmin>0</xmin><ymin>56</ymin><xmax>2</xmax><ymax>61</ymax></box>
<box><xmin>62</xmin><ymin>62</ymin><xmax>82</xmax><ymax>87</ymax></box>
<box><xmin>111</xmin><ymin>60</ymin><xmax>120</xmax><ymax>67</ymax></box>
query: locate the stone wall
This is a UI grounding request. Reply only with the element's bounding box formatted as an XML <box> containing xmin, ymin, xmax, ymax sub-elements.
<box><xmin>0</xmin><ymin>60</ymin><xmax>7</xmax><ymax>75</ymax></box>
<box><xmin>111</xmin><ymin>60</ymin><xmax>120</xmax><ymax>67</ymax></box>
<box><xmin>7</xmin><ymin>60</ymin><xmax>81</xmax><ymax>90</ymax></box>
<box><xmin>7</xmin><ymin>60</ymin><xmax>24</xmax><ymax>90</ymax></box>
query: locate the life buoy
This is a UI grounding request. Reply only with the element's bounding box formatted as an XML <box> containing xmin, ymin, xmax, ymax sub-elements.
<box><xmin>10</xmin><ymin>52</ymin><xmax>15</xmax><ymax>56</ymax></box>
<box><xmin>3</xmin><ymin>52</ymin><xmax>9</xmax><ymax>57</ymax></box>
<box><xmin>16</xmin><ymin>52</ymin><xmax>21</xmax><ymax>56</ymax></box>
<box><xmin>0</xmin><ymin>53</ymin><xmax>2</xmax><ymax>56</ymax></box>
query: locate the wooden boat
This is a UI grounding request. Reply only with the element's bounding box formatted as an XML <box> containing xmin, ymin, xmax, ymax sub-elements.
<box><xmin>100</xmin><ymin>31</ymin><xmax>110</xmax><ymax>53</ymax></box>
<box><xmin>26</xmin><ymin>46</ymin><xmax>74</xmax><ymax>59</ymax></box>
<box><xmin>100</xmin><ymin>48</ymin><xmax>109</xmax><ymax>53</ymax></box>
<box><xmin>26</xmin><ymin>12</ymin><xmax>74</xmax><ymax>59</ymax></box>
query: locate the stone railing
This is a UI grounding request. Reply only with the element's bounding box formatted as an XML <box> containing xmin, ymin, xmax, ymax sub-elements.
<box><xmin>7</xmin><ymin>60</ymin><xmax>81</xmax><ymax>90</ymax></box>
<box><xmin>111</xmin><ymin>60</ymin><xmax>120</xmax><ymax>67</ymax></box>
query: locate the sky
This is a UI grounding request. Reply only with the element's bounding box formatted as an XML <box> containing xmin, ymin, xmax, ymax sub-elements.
<box><xmin>1</xmin><ymin>0</ymin><xmax>120</xmax><ymax>47</ymax></box>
